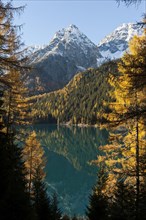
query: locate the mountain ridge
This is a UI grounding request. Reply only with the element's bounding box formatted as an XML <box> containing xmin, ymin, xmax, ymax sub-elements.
<box><xmin>25</xmin><ymin>22</ymin><xmax>143</xmax><ymax>95</ymax></box>
<box><xmin>28</xmin><ymin>24</ymin><xmax>100</xmax><ymax>65</ymax></box>
<box><xmin>97</xmin><ymin>22</ymin><xmax>142</xmax><ymax>62</ymax></box>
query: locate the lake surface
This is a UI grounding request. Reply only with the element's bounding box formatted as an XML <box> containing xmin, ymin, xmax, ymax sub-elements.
<box><xmin>28</xmin><ymin>124</ymin><xmax>108</xmax><ymax>216</ymax></box>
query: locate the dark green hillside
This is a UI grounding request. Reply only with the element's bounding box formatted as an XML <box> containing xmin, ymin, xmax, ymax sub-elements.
<box><xmin>31</xmin><ymin>60</ymin><xmax>118</xmax><ymax>125</ymax></box>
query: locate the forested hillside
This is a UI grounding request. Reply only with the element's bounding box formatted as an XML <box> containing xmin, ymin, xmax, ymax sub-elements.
<box><xmin>1</xmin><ymin>0</ymin><xmax>145</xmax><ymax>219</ymax></box>
<box><xmin>31</xmin><ymin>60</ymin><xmax>118</xmax><ymax>125</ymax></box>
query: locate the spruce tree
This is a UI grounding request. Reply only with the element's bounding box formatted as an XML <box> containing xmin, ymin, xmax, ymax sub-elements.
<box><xmin>50</xmin><ymin>193</ymin><xmax>62</xmax><ymax>220</ymax></box>
<box><xmin>62</xmin><ymin>215</ymin><xmax>71</xmax><ymax>220</ymax></box>
<box><xmin>86</xmin><ymin>166</ymin><xmax>108</xmax><ymax>220</ymax></box>
<box><xmin>32</xmin><ymin>166</ymin><xmax>51</xmax><ymax>220</ymax></box>
<box><xmin>0</xmin><ymin>133</ymin><xmax>33</xmax><ymax>220</ymax></box>
<box><xmin>72</xmin><ymin>215</ymin><xmax>78</xmax><ymax>220</ymax></box>
<box><xmin>110</xmin><ymin>178</ymin><xmax>135</xmax><ymax>220</ymax></box>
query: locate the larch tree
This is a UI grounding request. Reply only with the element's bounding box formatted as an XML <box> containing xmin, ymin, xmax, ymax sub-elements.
<box><xmin>95</xmin><ymin>25</ymin><xmax>146</xmax><ymax>220</ymax></box>
<box><xmin>23</xmin><ymin>131</ymin><xmax>45</xmax><ymax>195</ymax></box>
<box><xmin>23</xmin><ymin>130</ymin><xmax>51</xmax><ymax>220</ymax></box>
<box><xmin>117</xmin><ymin>30</ymin><xmax>146</xmax><ymax>219</ymax></box>
<box><xmin>0</xmin><ymin>0</ymin><xmax>30</xmax><ymax>133</ymax></box>
<box><xmin>0</xmin><ymin>1</ymin><xmax>34</xmax><ymax>219</ymax></box>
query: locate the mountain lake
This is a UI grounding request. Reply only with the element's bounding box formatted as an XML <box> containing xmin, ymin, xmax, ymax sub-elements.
<box><xmin>23</xmin><ymin>124</ymin><xmax>108</xmax><ymax>216</ymax></box>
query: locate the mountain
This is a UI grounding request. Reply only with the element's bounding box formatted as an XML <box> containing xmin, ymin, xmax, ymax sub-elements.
<box><xmin>25</xmin><ymin>24</ymin><xmax>101</xmax><ymax>95</ymax></box>
<box><xmin>25</xmin><ymin>45</ymin><xmax>47</xmax><ymax>56</ymax></box>
<box><xmin>97</xmin><ymin>23</ymin><xmax>142</xmax><ymax>63</ymax></box>
<box><xmin>25</xmin><ymin>22</ymin><xmax>142</xmax><ymax>95</ymax></box>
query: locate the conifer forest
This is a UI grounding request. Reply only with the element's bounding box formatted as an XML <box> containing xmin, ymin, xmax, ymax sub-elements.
<box><xmin>0</xmin><ymin>0</ymin><xmax>146</xmax><ymax>219</ymax></box>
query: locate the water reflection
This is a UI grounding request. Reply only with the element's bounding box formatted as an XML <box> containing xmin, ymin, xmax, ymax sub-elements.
<box><xmin>26</xmin><ymin>125</ymin><xmax>108</xmax><ymax>215</ymax></box>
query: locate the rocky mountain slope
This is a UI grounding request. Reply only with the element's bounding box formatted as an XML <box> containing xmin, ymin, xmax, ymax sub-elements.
<box><xmin>97</xmin><ymin>23</ymin><xmax>142</xmax><ymax>63</ymax></box>
<box><xmin>25</xmin><ymin>23</ymin><xmax>142</xmax><ymax>95</ymax></box>
<box><xmin>25</xmin><ymin>24</ymin><xmax>101</xmax><ymax>95</ymax></box>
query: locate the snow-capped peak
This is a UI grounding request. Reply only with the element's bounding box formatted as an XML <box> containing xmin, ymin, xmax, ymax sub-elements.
<box><xmin>50</xmin><ymin>24</ymin><xmax>96</xmax><ymax>48</ymax></box>
<box><xmin>28</xmin><ymin>22</ymin><xmax>143</xmax><ymax>68</ymax></box>
<box><xmin>98</xmin><ymin>23</ymin><xmax>142</xmax><ymax>46</ymax></box>
<box><xmin>63</xmin><ymin>24</ymin><xmax>79</xmax><ymax>33</ymax></box>
<box><xmin>29</xmin><ymin>24</ymin><xmax>99</xmax><ymax>64</ymax></box>
<box><xmin>26</xmin><ymin>45</ymin><xmax>47</xmax><ymax>55</ymax></box>
<box><xmin>97</xmin><ymin>22</ymin><xmax>143</xmax><ymax>63</ymax></box>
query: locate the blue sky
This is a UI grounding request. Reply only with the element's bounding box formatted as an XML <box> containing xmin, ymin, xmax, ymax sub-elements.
<box><xmin>12</xmin><ymin>0</ymin><xmax>145</xmax><ymax>46</ymax></box>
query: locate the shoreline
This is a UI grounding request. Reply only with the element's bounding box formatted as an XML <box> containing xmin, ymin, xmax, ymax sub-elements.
<box><xmin>59</xmin><ymin>122</ymin><xmax>99</xmax><ymax>128</ymax></box>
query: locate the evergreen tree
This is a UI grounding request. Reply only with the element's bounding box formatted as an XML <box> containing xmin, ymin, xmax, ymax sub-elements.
<box><xmin>62</xmin><ymin>214</ymin><xmax>71</xmax><ymax>220</ymax></box>
<box><xmin>72</xmin><ymin>215</ymin><xmax>78</xmax><ymax>220</ymax></box>
<box><xmin>32</xmin><ymin>166</ymin><xmax>51</xmax><ymax>220</ymax></box>
<box><xmin>0</xmin><ymin>80</ymin><xmax>8</xmax><ymax>130</ymax></box>
<box><xmin>86</xmin><ymin>166</ymin><xmax>109</xmax><ymax>220</ymax></box>
<box><xmin>0</xmin><ymin>133</ymin><xmax>33</xmax><ymax>220</ymax></box>
<box><xmin>50</xmin><ymin>193</ymin><xmax>62</xmax><ymax>220</ymax></box>
<box><xmin>110</xmin><ymin>178</ymin><xmax>135</xmax><ymax>220</ymax></box>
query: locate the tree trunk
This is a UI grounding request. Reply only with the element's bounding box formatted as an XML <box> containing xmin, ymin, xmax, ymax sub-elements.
<box><xmin>28</xmin><ymin>147</ymin><xmax>33</xmax><ymax>197</ymax></box>
<box><xmin>135</xmin><ymin>91</ymin><xmax>140</xmax><ymax>220</ymax></box>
